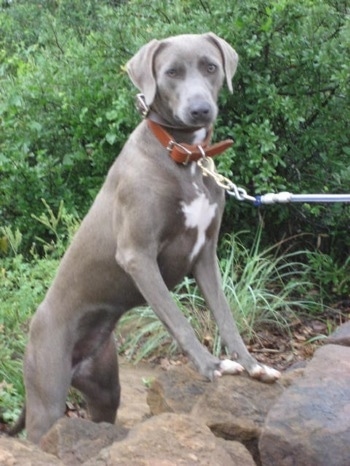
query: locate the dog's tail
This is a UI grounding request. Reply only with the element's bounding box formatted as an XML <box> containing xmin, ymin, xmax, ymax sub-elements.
<box><xmin>5</xmin><ymin>406</ymin><xmax>26</xmax><ymax>436</ymax></box>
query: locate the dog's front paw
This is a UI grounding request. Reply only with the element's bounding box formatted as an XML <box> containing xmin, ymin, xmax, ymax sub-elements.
<box><xmin>213</xmin><ymin>359</ymin><xmax>244</xmax><ymax>378</ymax></box>
<box><xmin>250</xmin><ymin>364</ymin><xmax>281</xmax><ymax>383</ymax></box>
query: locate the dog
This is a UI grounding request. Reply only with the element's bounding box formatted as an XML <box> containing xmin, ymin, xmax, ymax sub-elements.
<box><xmin>14</xmin><ymin>33</ymin><xmax>280</xmax><ymax>444</ymax></box>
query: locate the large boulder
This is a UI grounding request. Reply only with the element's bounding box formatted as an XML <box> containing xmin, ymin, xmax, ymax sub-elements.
<box><xmin>147</xmin><ymin>364</ymin><xmax>209</xmax><ymax>415</ymax></box>
<box><xmin>326</xmin><ymin>320</ymin><xmax>350</xmax><ymax>346</ymax></box>
<box><xmin>191</xmin><ymin>372</ymin><xmax>283</xmax><ymax>464</ymax></box>
<box><xmin>84</xmin><ymin>412</ymin><xmax>255</xmax><ymax>466</ymax></box>
<box><xmin>147</xmin><ymin>364</ymin><xmax>283</xmax><ymax>464</ymax></box>
<box><xmin>0</xmin><ymin>436</ymin><xmax>64</xmax><ymax>465</ymax></box>
<box><xmin>259</xmin><ymin>344</ymin><xmax>350</xmax><ymax>466</ymax></box>
<box><xmin>40</xmin><ymin>417</ymin><xmax>127</xmax><ymax>465</ymax></box>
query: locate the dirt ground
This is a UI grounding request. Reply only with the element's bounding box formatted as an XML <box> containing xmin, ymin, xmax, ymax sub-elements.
<box><xmin>117</xmin><ymin>358</ymin><xmax>162</xmax><ymax>428</ymax></box>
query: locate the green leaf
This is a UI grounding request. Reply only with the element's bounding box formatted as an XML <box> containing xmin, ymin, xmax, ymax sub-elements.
<box><xmin>106</xmin><ymin>132</ymin><xmax>117</xmax><ymax>145</ymax></box>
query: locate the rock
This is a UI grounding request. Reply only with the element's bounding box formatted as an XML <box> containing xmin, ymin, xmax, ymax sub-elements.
<box><xmin>0</xmin><ymin>436</ymin><xmax>64</xmax><ymax>465</ymax></box>
<box><xmin>147</xmin><ymin>364</ymin><xmax>283</xmax><ymax>465</ymax></box>
<box><xmin>216</xmin><ymin>438</ymin><xmax>256</xmax><ymax>466</ymax></box>
<box><xmin>147</xmin><ymin>364</ymin><xmax>209</xmax><ymax>415</ymax></box>
<box><xmin>259</xmin><ymin>344</ymin><xmax>350</xmax><ymax>466</ymax></box>
<box><xmin>41</xmin><ymin>418</ymin><xmax>128</xmax><ymax>465</ymax></box>
<box><xmin>84</xmin><ymin>412</ymin><xmax>254</xmax><ymax>466</ymax></box>
<box><xmin>279</xmin><ymin>366</ymin><xmax>305</xmax><ymax>388</ymax></box>
<box><xmin>118</xmin><ymin>358</ymin><xmax>161</xmax><ymax>427</ymax></box>
<box><xmin>326</xmin><ymin>321</ymin><xmax>350</xmax><ymax>346</ymax></box>
<box><xmin>190</xmin><ymin>373</ymin><xmax>283</xmax><ymax>464</ymax></box>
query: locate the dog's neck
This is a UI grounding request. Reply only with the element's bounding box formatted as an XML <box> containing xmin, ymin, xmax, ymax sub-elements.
<box><xmin>147</xmin><ymin>110</ymin><xmax>210</xmax><ymax>145</ymax></box>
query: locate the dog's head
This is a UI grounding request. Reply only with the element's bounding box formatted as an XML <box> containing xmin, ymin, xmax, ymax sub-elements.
<box><xmin>126</xmin><ymin>33</ymin><xmax>238</xmax><ymax>128</ymax></box>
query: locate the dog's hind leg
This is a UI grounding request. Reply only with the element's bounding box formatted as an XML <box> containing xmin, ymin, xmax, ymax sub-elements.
<box><xmin>72</xmin><ymin>334</ymin><xmax>120</xmax><ymax>424</ymax></box>
<box><xmin>24</xmin><ymin>310</ymin><xmax>72</xmax><ymax>443</ymax></box>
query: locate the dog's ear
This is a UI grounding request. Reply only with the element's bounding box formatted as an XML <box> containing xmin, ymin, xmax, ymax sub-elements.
<box><xmin>126</xmin><ymin>39</ymin><xmax>161</xmax><ymax>106</ymax></box>
<box><xmin>205</xmin><ymin>33</ymin><xmax>238</xmax><ymax>93</ymax></box>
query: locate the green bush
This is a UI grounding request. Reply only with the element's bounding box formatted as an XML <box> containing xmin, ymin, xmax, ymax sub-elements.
<box><xmin>0</xmin><ymin>0</ymin><xmax>138</xmax><ymax>249</ymax></box>
<box><xmin>217</xmin><ymin>0</ymin><xmax>350</xmax><ymax>260</ymax></box>
<box><xmin>306</xmin><ymin>251</ymin><xmax>350</xmax><ymax>299</ymax></box>
<box><xmin>1</xmin><ymin>0</ymin><xmax>349</xmax><ymax>270</ymax></box>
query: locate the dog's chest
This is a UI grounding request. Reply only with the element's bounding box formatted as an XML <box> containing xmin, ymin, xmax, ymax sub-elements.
<box><xmin>180</xmin><ymin>192</ymin><xmax>217</xmax><ymax>261</ymax></box>
<box><xmin>178</xmin><ymin>162</ymin><xmax>220</xmax><ymax>261</ymax></box>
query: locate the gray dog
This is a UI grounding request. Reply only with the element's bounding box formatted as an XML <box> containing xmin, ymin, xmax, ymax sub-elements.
<box><xmin>16</xmin><ymin>33</ymin><xmax>280</xmax><ymax>444</ymax></box>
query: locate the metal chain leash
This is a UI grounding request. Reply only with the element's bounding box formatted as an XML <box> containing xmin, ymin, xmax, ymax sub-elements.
<box><xmin>197</xmin><ymin>156</ymin><xmax>350</xmax><ymax>205</ymax></box>
<box><xmin>197</xmin><ymin>157</ymin><xmax>256</xmax><ymax>202</ymax></box>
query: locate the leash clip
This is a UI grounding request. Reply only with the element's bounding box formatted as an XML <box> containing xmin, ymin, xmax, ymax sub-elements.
<box><xmin>135</xmin><ymin>93</ymin><xmax>150</xmax><ymax>118</ymax></box>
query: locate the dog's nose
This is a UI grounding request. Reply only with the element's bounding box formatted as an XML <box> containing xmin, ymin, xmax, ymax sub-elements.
<box><xmin>190</xmin><ymin>101</ymin><xmax>212</xmax><ymax>122</ymax></box>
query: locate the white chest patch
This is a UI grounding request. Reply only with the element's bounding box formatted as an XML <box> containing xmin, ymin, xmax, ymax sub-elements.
<box><xmin>192</xmin><ymin>128</ymin><xmax>207</xmax><ymax>144</ymax></box>
<box><xmin>181</xmin><ymin>193</ymin><xmax>217</xmax><ymax>261</ymax></box>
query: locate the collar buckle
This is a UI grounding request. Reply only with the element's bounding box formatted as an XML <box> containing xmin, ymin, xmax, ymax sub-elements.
<box><xmin>167</xmin><ymin>140</ymin><xmax>193</xmax><ymax>165</ymax></box>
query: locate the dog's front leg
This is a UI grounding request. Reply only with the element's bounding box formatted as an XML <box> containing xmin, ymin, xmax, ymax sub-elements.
<box><xmin>116</xmin><ymin>247</ymin><xmax>223</xmax><ymax>380</ymax></box>
<box><xmin>192</xmin><ymin>241</ymin><xmax>280</xmax><ymax>383</ymax></box>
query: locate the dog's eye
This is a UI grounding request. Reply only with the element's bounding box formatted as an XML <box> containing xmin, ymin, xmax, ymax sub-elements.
<box><xmin>166</xmin><ymin>68</ymin><xmax>178</xmax><ymax>78</ymax></box>
<box><xmin>207</xmin><ymin>64</ymin><xmax>217</xmax><ymax>74</ymax></box>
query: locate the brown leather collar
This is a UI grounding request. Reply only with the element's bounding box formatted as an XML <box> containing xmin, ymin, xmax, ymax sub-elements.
<box><xmin>147</xmin><ymin>119</ymin><xmax>233</xmax><ymax>164</ymax></box>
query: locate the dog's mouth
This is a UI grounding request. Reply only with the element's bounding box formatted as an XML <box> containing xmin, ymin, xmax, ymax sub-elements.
<box><xmin>149</xmin><ymin>93</ymin><xmax>217</xmax><ymax>130</ymax></box>
<box><xmin>147</xmin><ymin>99</ymin><xmax>216</xmax><ymax>133</ymax></box>
<box><xmin>149</xmin><ymin>111</ymin><xmax>211</xmax><ymax>133</ymax></box>
<box><xmin>174</xmin><ymin>111</ymin><xmax>216</xmax><ymax>130</ymax></box>
<box><xmin>176</xmin><ymin>101</ymin><xmax>217</xmax><ymax>129</ymax></box>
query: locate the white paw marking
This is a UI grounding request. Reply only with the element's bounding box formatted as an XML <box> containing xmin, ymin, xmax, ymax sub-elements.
<box><xmin>220</xmin><ymin>359</ymin><xmax>244</xmax><ymax>374</ymax></box>
<box><xmin>251</xmin><ymin>364</ymin><xmax>281</xmax><ymax>381</ymax></box>
<box><xmin>214</xmin><ymin>359</ymin><xmax>244</xmax><ymax>378</ymax></box>
<box><xmin>181</xmin><ymin>194</ymin><xmax>217</xmax><ymax>261</ymax></box>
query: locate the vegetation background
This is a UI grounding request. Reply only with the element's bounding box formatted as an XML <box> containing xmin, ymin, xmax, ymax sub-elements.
<box><xmin>0</xmin><ymin>0</ymin><xmax>349</xmax><ymax>423</ymax></box>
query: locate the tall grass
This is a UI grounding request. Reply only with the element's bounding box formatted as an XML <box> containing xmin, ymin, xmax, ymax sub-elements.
<box><xmin>118</xmin><ymin>230</ymin><xmax>318</xmax><ymax>362</ymax></box>
<box><xmin>220</xmin><ymin>231</ymin><xmax>317</xmax><ymax>340</ymax></box>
